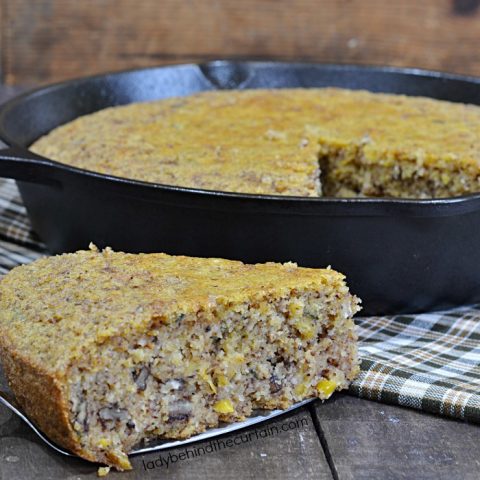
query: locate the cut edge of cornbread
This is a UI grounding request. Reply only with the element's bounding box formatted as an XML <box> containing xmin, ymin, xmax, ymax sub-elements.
<box><xmin>0</xmin><ymin>248</ymin><xmax>360</xmax><ymax>470</ymax></box>
<box><xmin>318</xmin><ymin>138</ymin><xmax>480</xmax><ymax>198</ymax></box>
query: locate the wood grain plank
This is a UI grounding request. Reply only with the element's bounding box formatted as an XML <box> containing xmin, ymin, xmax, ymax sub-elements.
<box><xmin>0</xmin><ymin>0</ymin><xmax>3</xmax><ymax>84</ymax></box>
<box><xmin>313</xmin><ymin>393</ymin><xmax>480</xmax><ymax>480</ymax></box>
<box><xmin>0</xmin><ymin>85</ymin><xmax>27</xmax><ymax>105</ymax></box>
<box><xmin>126</xmin><ymin>408</ymin><xmax>331</xmax><ymax>480</ymax></box>
<box><xmin>3</xmin><ymin>0</ymin><xmax>480</xmax><ymax>85</ymax></box>
<box><xmin>0</xmin><ymin>407</ymin><xmax>332</xmax><ymax>479</ymax></box>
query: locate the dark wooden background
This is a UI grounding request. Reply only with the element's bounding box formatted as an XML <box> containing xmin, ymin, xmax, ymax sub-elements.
<box><xmin>1</xmin><ymin>0</ymin><xmax>480</xmax><ymax>86</ymax></box>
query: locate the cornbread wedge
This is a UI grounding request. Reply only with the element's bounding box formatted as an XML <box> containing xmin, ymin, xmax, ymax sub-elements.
<box><xmin>30</xmin><ymin>88</ymin><xmax>480</xmax><ymax>198</ymax></box>
<box><xmin>0</xmin><ymin>247</ymin><xmax>360</xmax><ymax>470</ymax></box>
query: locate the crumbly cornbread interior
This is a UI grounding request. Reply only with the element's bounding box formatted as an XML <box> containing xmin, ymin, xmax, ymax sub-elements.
<box><xmin>0</xmin><ymin>247</ymin><xmax>360</xmax><ymax>470</ymax></box>
<box><xmin>30</xmin><ymin>88</ymin><xmax>480</xmax><ymax>198</ymax></box>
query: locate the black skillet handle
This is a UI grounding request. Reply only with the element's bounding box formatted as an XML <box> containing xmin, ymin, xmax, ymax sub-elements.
<box><xmin>0</xmin><ymin>146</ymin><xmax>61</xmax><ymax>187</ymax></box>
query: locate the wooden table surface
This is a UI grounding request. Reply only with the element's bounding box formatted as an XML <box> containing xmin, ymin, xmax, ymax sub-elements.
<box><xmin>0</xmin><ymin>86</ymin><xmax>479</xmax><ymax>480</ymax></box>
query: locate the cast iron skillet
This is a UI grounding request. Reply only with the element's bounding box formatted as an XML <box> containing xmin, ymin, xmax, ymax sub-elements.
<box><xmin>0</xmin><ymin>61</ymin><xmax>479</xmax><ymax>315</ymax></box>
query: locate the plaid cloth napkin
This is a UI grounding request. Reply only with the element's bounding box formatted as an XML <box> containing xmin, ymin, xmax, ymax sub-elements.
<box><xmin>352</xmin><ymin>311</ymin><xmax>480</xmax><ymax>423</ymax></box>
<box><xmin>0</xmin><ymin>179</ymin><xmax>44</xmax><ymax>271</ymax></box>
<box><xmin>0</xmin><ymin>178</ymin><xmax>479</xmax><ymax>424</ymax></box>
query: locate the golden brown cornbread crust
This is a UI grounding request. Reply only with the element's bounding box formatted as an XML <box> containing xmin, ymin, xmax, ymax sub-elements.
<box><xmin>0</xmin><ymin>247</ymin><xmax>360</xmax><ymax>470</ymax></box>
<box><xmin>30</xmin><ymin>88</ymin><xmax>480</xmax><ymax>198</ymax></box>
<box><xmin>0</xmin><ymin>346</ymin><xmax>93</xmax><ymax>461</ymax></box>
<box><xmin>0</xmin><ymin>248</ymin><xmax>349</xmax><ymax>365</ymax></box>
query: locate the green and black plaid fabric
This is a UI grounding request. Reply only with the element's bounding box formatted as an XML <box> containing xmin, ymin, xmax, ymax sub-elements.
<box><xmin>0</xmin><ymin>179</ymin><xmax>44</xmax><ymax>273</ymax></box>
<box><xmin>352</xmin><ymin>310</ymin><xmax>480</xmax><ymax>423</ymax></box>
<box><xmin>0</xmin><ymin>178</ymin><xmax>479</xmax><ymax>424</ymax></box>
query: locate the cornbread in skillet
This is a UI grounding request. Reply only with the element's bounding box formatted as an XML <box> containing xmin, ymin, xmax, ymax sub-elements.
<box><xmin>0</xmin><ymin>246</ymin><xmax>360</xmax><ymax>470</ymax></box>
<box><xmin>30</xmin><ymin>88</ymin><xmax>480</xmax><ymax>198</ymax></box>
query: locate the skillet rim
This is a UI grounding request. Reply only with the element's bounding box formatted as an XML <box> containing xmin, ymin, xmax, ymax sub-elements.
<box><xmin>1</xmin><ymin>60</ymin><xmax>480</xmax><ymax>211</ymax></box>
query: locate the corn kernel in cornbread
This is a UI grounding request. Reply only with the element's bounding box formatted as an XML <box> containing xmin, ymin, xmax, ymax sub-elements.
<box><xmin>31</xmin><ymin>88</ymin><xmax>480</xmax><ymax>198</ymax></box>
<box><xmin>316</xmin><ymin>379</ymin><xmax>337</xmax><ymax>399</ymax></box>
<box><xmin>97</xmin><ymin>466</ymin><xmax>111</xmax><ymax>477</ymax></box>
<box><xmin>213</xmin><ymin>399</ymin><xmax>235</xmax><ymax>414</ymax></box>
<box><xmin>0</xmin><ymin>247</ymin><xmax>360</xmax><ymax>470</ymax></box>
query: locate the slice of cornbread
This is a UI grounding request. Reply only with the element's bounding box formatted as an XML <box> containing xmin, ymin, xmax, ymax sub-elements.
<box><xmin>30</xmin><ymin>88</ymin><xmax>480</xmax><ymax>198</ymax></box>
<box><xmin>0</xmin><ymin>247</ymin><xmax>360</xmax><ymax>470</ymax></box>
